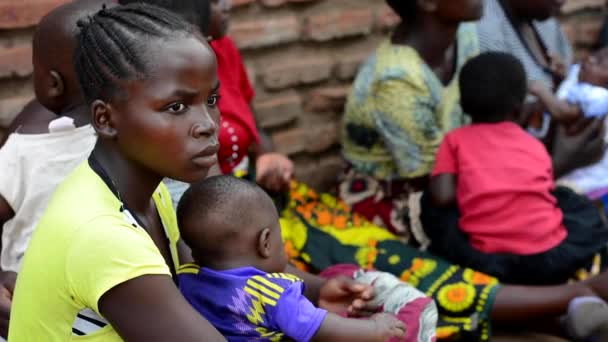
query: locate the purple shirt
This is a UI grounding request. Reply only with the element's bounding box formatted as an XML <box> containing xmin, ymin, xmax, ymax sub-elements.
<box><xmin>179</xmin><ymin>266</ymin><xmax>327</xmax><ymax>342</ymax></box>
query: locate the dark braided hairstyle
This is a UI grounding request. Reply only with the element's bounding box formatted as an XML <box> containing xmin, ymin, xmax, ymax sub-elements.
<box><xmin>386</xmin><ymin>0</ymin><xmax>417</xmax><ymax>21</ymax></box>
<box><xmin>73</xmin><ymin>3</ymin><xmax>195</xmax><ymax>105</ymax></box>
<box><xmin>118</xmin><ymin>0</ymin><xmax>211</xmax><ymax>36</ymax></box>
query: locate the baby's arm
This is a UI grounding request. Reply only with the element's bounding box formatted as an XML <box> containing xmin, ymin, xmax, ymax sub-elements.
<box><xmin>430</xmin><ymin>135</ymin><xmax>458</xmax><ymax>208</ymax></box>
<box><xmin>312</xmin><ymin>312</ymin><xmax>405</xmax><ymax>342</ymax></box>
<box><xmin>430</xmin><ymin>174</ymin><xmax>457</xmax><ymax>208</ymax></box>
<box><xmin>528</xmin><ymin>80</ymin><xmax>582</xmax><ymax>124</ymax></box>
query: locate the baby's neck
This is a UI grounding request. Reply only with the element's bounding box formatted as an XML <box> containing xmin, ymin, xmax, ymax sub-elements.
<box><xmin>198</xmin><ymin>257</ymin><xmax>270</xmax><ymax>274</ymax></box>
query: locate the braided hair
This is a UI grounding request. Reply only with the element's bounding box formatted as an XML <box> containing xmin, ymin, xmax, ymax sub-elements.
<box><xmin>386</xmin><ymin>0</ymin><xmax>417</xmax><ymax>21</ymax></box>
<box><xmin>118</xmin><ymin>0</ymin><xmax>211</xmax><ymax>35</ymax></box>
<box><xmin>73</xmin><ymin>3</ymin><xmax>195</xmax><ymax>104</ymax></box>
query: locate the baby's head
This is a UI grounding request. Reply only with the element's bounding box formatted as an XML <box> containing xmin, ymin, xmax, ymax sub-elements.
<box><xmin>177</xmin><ymin>175</ymin><xmax>287</xmax><ymax>273</ymax></box>
<box><xmin>579</xmin><ymin>47</ymin><xmax>608</xmax><ymax>87</ymax></box>
<box><xmin>33</xmin><ymin>0</ymin><xmax>113</xmax><ymax>114</ymax></box>
<box><xmin>459</xmin><ymin>52</ymin><xmax>527</xmax><ymax>124</ymax></box>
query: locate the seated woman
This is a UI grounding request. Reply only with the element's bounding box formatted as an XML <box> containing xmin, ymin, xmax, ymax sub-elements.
<box><xmin>8</xmin><ymin>4</ymin><xmax>373</xmax><ymax>341</ymax></box>
<box><xmin>117</xmin><ymin>1</ymin><xmax>608</xmax><ymax>340</ymax></box>
<box><xmin>424</xmin><ymin>52</ymin><xmax>608</xmax><ymax>285</ymax></box>
<box><xmin>476</xmin><ymin>0</ymin><xmax>607</xmax><ymax>186</ymax></box>
<box><xmin>340</xmin><ymin>0</ymin><xmax>604</xmax><ymax>245</ymax></box>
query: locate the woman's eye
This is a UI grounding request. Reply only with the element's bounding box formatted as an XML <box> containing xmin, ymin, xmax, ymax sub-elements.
<box><xmin>167</xmin><ymin>103</ymin><xmax>187</xmax><ymax>113</ymax></box>
<box><xmin>207</xmin><ymin>95</ymin><xmax>220</xmax><ymax>107</ymax></box>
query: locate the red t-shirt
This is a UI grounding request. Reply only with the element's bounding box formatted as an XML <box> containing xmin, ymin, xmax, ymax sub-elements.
<box><xmin>211</xmin><ymin>36</ymin><xmax>260</xmax><ymax>174</ymax></box>
<box><xmin>432</xmin><ymin>122</ymin><xmax>567</xmax><ymax>255</ymax></box>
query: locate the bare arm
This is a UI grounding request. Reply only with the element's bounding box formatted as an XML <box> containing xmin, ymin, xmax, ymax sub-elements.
<box><xmin>311</xmin><ymin>313</ymin><xmax>405</xmax><ymax>342</ymax></box>
<box><xmin>99</xmin><ymin>274</ymin><xmax>226</xmax><ymax>342</ymax></box>
<box><xmin>528</xmin><ymin>81</ymin><xmax>582</xmax><ymax>124</ymax></box>
<box><xmin>429</xmin><ymin>174</ymin><xmax>457</xmax><ymax>208</ymax></box>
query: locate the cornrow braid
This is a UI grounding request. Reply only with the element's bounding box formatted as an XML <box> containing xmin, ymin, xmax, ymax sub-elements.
<box><xmin>118</xmin><ymin>0</ymin><xmax>212</xmax><ymax>36</ymax></box>
<box><xmin>73</xmin><ymin>3</ymin><xmax>194</xmax><ymax>104</ymax></box>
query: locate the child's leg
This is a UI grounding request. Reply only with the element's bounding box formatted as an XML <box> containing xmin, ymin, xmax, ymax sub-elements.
<box><xmin>419</xmin><ymin>191</ymin><xmax>513</xmax><ymax>279</ymax></box>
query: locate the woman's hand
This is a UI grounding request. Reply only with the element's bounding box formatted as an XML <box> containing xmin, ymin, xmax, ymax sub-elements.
<box><xmin>552</xmin><ymin>118</ymin><xmax>606</xmax><ymax>178</ymax></box>
<box><xmin>0</xmin><ymin>271</ymin><xmax>16</xmax><ymax>338</ymax></box>
<box><xmin>317</xmin><ymin>276</ymin><xmax>376</xmax><ymax>317</ymax></box>
<box><xmin>255</xmin><ymin>153</ymin><xmax>294</xmax><ymax>192</ymax></box>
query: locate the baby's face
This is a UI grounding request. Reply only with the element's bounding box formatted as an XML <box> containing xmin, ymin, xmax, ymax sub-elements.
<box><xmin>580</xmin><ymin>49</ymin><xmax>608</xmax><ymax>87</ymax></box>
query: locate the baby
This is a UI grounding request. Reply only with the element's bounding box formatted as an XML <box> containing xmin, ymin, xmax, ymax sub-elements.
<box><xmin>176</xmin><ymin>175</ymin><xmax>407</xmax><ymax>342</ymax></box>
<box><xmin>529</xmin><ymin>48</ymin><xmax>608</xmax><ymax>196</ymax></box>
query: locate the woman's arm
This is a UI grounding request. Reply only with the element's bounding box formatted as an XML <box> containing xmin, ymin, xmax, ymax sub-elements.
<box><xmin>528</xmin><ymin>81</ymin><xmax>581</xmax><ymax>124</ymax></box>
<box><xmin>551</xmin><ymin>118</ymin><xmax>606</xmax><ymax>178</ymax></box>
<box><xmin>286</xmin><ymin>265</ymin><xmax>375</xmax><ymax>316</ymax></box>
<box><xmin>99</xmin><ymin>274</ymin><xmax>226</xmax><ymax>342</ymax></box>
<box><xmin>429</xmin><ymin>174</ymin><xmax>457</xmax><ymax>208</ymax></box>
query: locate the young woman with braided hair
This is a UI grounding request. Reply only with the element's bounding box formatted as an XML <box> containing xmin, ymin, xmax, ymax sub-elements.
<box><xmin>8</xmin><ymin>4</ymin><xmax>227</xmax><ymax>341</ymax></box>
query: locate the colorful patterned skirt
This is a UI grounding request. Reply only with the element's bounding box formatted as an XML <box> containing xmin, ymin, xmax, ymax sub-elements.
<box><xmin>280</xmin><ymin>181</ymin><xmax>500</xmax><ymax>341</ymax></box>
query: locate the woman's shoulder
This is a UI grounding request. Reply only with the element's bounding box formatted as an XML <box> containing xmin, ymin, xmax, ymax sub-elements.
<box><xmin>372</xmin><ymin>40</ymin><xmax>427</xmax><ymax>83</ymax></box>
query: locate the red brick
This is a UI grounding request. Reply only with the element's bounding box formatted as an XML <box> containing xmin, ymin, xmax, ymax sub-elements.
<box><xmin>272</xmin><ymin>127</ymin><xmax>307</xmax><ymax>155</ymax></box>
<box><xmin>232</xmin><ymin>0</ymin><xmax>256</xmax><ymax>7</ymax></box>
<box><xmin>230</xmin><ymin>15</ymin><xmax>300</xmax><ymax>49</ymax></box>
<box><xmin>335</xmin><ymin>51</ymin><xmax>369</xmax><ymax>80</ymax></box>
<box><xmin>0</xmin><ymin>45</ymin><xmax>33</xmax><ymax>79</ymax></box>
<box><xmin>0</xmin><ymin>0</ymin><xmax>69</xmax><ymax>29</ymax></box>
<box><xmin>305</xmin><ymin>120</ymin><xmax>339</xmax><ymax>153</ymax></box>
<box><xmin>576</xmin><ymin>17</ymin><xmax>604</xmax><ymax>45</ymax></box>
<box><xmin>0</xmin><ymin>95</ymin><xmax>31</xmax><ymax>127</ymax></box>
<box><xmin>562</xmin><ymin>0</ymin><xmax>604</xmax><ymax>14</ymax></box>
<box><xmin>304</xmin><ymin>8</ymin><xmax>374</xmax><ymax>42</ymax></box>
<box><xmin>253</xmin><ymin>91</ymin><xmax>301</xmax><ymax>129</ymax></box>
<box><xmin>259</xmin><ymin>0</ymin><xmax>287</xmax><ymax>7</ymax></box>
<box><xmin>305</xmin><ymin>85</ymin><xmax>350</xmax><ymax>113</ymax></box>
<box><xmin>262</xmin><ymin>56</ymin><xmax>333</xmax><ymax>90</ymax></box>
<box><xmin>376</xmin><ymin>5</ymin><xmax>400</xmax><ymax>31</ymax></box>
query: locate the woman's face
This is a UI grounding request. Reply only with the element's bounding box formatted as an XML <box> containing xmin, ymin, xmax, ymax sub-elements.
<box><xmin>507</xmin><ymin>0</ymin><xmax>565</xmax><ymax>21</ymax></box>
<box><xmin>108</xmin><ymin>36</ymin><xmax>221</xmax><ymax>183</ymax></box>
<box><xmin>208</xmin><ymin>0</ymin><xmax>231</xmax><ymax>40</ymax></box>
<box><xmin>435</xmin><ymin>0</ymin><xmax>484</xmax><ymax>23</ymax></box>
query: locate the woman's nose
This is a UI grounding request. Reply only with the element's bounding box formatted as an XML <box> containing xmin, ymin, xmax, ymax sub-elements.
<box><xmin>191</xmin><ymin>111</ymin><xmax>217</xmax><ymax>139</ymax></box>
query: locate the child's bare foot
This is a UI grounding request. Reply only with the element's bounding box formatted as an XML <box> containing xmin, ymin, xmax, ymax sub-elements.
<box><xmin>370</xmin><ymin>313</ymin><xmax>406</xmax><ymax>341</ymax></box>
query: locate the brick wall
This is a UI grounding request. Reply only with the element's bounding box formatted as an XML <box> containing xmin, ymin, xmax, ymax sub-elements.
<box><xmin>0</xmin><ymin>0</ymin><xmax>605</xmax><ymax>190</ymax></box>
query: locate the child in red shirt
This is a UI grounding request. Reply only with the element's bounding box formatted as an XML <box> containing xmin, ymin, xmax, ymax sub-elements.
<box><xmin>422</xmin><ymin>52</ymin><xmax>608</xmax><ymax>285</ymax></box>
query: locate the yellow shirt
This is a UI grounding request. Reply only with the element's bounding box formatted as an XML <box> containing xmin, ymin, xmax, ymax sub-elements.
<box><xmin>9</xmin><ymin>161</ymin><xmax>180</xmax><ymax>341</ymax></box>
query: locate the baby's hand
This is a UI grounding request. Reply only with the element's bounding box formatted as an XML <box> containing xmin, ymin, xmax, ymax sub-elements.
<box><xmin>371</xmin><ymin>313</ymin><xmax>406</xmax><ymax>341</ymax></box>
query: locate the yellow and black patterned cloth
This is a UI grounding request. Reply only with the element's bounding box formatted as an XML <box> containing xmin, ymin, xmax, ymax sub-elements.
<box><xmin>280</xmin><ymin>181</ymin><xmax>500</xmax><ymax>341</ymax></box>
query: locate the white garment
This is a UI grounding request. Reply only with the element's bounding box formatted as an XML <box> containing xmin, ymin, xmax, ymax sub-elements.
<box><xmin>0</xmin><ymin>121</ymin><xmax>96</xmax><ymax>272</ymax></box>
<box><xmin>557</xmin><ymin>66</ymin><xmax>608</xmax><ymax>196</ymax></box>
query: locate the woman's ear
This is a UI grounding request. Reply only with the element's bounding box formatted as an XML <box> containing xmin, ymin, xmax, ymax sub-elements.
<box><xmin>48</xmin><ymin>70</ymin><xmax>65</xmax><ymax>98</ymax></box>
<box><xmin>257</xmin><ymin>228</ymin><xmax>272</xmax><ymax>259</ymax></box>
<box><xmin>91</xmin><ymin>100</ymin><xmax>117</xmax><ymax>139</ymax></box>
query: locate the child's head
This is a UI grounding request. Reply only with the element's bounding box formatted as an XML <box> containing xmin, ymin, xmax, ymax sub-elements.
<box><xmin>73</xmin><ymin>4</ymin><xmax>220</xmax><ymax>183</ymax></box>
<box><xmin>579</xmin><ymin>47</ymin><xmax>608</xmax><ymax>87</ymax></box>
<box><xmin>177</xmin><ymin>175</ymin><xmax>287</xmax><ymax>273</ymax></box>
<box><xmin>207</xmin><ymin>0</ymin><xmax>231</xmax><ymax>40</ymax></box>
<box><xmin>459</xmin><ymin>52</ymin><xmax>527</xmax><ymax>123</ymax></box>
<box><xmin>118</xmin><ymin>0</ymin><xmax>212</xmax><ymax>37</ymax></box>
<box><xmin>386</xmin><ymin>0</ymin><xmax>483</xmax><ymax>23</ymax></box>
<box><xmin>33</xmin><ymin>0</ymin><xmax>111</xmax><ymax>114</ymax></box>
